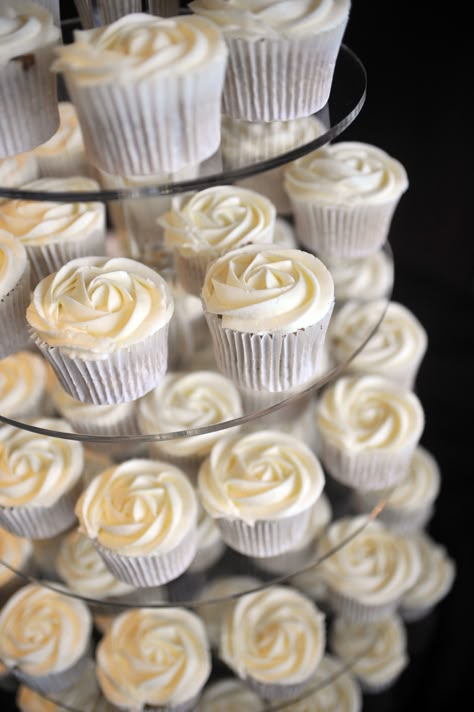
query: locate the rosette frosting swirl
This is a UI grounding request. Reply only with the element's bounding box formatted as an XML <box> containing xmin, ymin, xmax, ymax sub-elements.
<box><xmin>0</xmin><ymin>229</ymin><xmax>27</xmax><ymax>298</ymax></box>
<box><xmin>0</xmin><ymin>418</ymin><xmax>84</xmax><ymax>507</ymax></box>
<box><xmin>197</xmin><ymin>678</ymin><xmax>264</xmax><ymax>712</ymax></box>
<box><xmin>26</xmin><ymin>256</ymin><xmax>174</xmax><ymax>358</ymax></box>
<box><xmin>76</xmin><ymin>459</ymin><xmax>197</xmax><ymax>556</ymax></box>
<box><xmin>190</xmin><ymin>0</ymin><xmax>350</xmax><ymax>38</ymax></box>
<box><xmin>0</xmin><ymin>529</ymin><xmax>32</xmax><ymax>587</ymax></box>
<box><xmin>285</xmin><ymin>142</ymin><xmax>408</xmax><ymax>204</ymax></box>
<box><xmin>318</xmin><ymin>517</ymin><xmax>422</xmax><ymax>605</ymax></box>
<box><xmin>0</xmin><ymin>351</ymin><xmax>47</xmax><ymax>419</ymax></box>
<box><xmin>34</xmin><ymin>102</ymin><xmax>84</xmax><ymax>156</ymax></box>
<box><xmin>97</xmin><ymin>607</ymin><xmax>211</xmax><ymax>709</ymax></box>
<box><xmin>0</xmin><ymin>1</ymin><xmax>60</xmax><ymax>64</ymax></box>
<box><xmin>201</xmin><ymin>244</ymin><xmax>334</xmax><ymax>334</ymax></box>
<box><xmin>286</xmin><ymin>654</ymin><xmax>362</xmax><ymax>712</ymax></box>
<box><xmin>326</xmin><ymin>250</ymin><xmax>394</xmax><ymax>303</ymax></box>
<box><xmin>401</xmin><ymin>533</ymin><xmax>456</xmax><ymax>613</ymax></box>
<box><xmin>198</xmin><ymin>430</ymin><xmax>325</xmax><ymax>525</ymax></box>
<box><xmin>161</xmin><ymin>186</ymin><xmax>276</xmax><ymax>257</ymax></box>
<box><xmin>0</xmin><ymin>583</ymin><xmax>92</xmax><ymax>675</ymax></box>
<box><xmin>220</xmin><ymin>586</ymin><xmax>325</xmax><ymax>685</ymax></box>
<box><xmin>0</xmin><ymin>177</ymin><xmax>104</xmax><ymax>247</ymax></box>
<box><xmin>53</xmin><ymin>13</ymin><xmax>228</xmax><ymax>83</ymax></box>
<box><xmin>317</xmin><ymin>374</ymin><xmax>425</xmax><ymax>454</ymax></box>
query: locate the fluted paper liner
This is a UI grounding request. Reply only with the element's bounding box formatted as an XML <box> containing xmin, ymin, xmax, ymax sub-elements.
<box><xmin>98</xmin><ymin>0</ymin><xmax>141</xmax><ymax>25</ymax></box>
<box><xmin>246</xmin><ymin>676</ymin><xmax>313</xmax><ymax>703</ymax></box>
<box><xmin>205</xmin><ymin>306</ymin><xmax>334</xmax><ymax>392</ymax></box>
<box><xmin>216</xmin><ymin>509</ymin><xmax>311</xmax><ymax>558</ymax></box>
<box><xmin>149</xmin><ymin>0</ymin><xmax>180</xmax><ymax>17</ymax></box>
<box><xmin>36</xmin><ymin>150</ymin><xmax>91</xmax><ymax>180</ymax></box>
<box><xmin>12</xmin><ymin>647</ymin><xmax>91</xmax><ymax>695</ymax></box>
<box><xmin>0</xmin><ymin>263</ymin><xmax>32</xmax><ymax>360</ymax></box>
<box><xmin>327</xmin><ymin>587</ymin><xmax>400</xmax><ymax>624</ymax></box>
<box><xmin>72</xmin><ymin>0</ymin><xmax>95</xmax><ymax>29</ymax></box>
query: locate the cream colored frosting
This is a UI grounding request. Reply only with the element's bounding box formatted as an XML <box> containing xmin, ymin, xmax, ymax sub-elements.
<box><xmin>401</xmin><ymin>533</ymin><xmax>456</xmax><ymax>612</ymax></box>
<box><xmin>161</xmin><ymin>186</ymin><xmax>276</xmax><ymax>258</ymax></box>
<box><xmin>197</xmin><ymin>678</ymin><xmax>264</xmax><ymax>712</ymax></box>
<box><xmin>0</xmin><ymin>153</ymin><xmax>38</xmax><ymax>188</ymax></box>
<box><xmin>330</xmin><ymin>615</ymin><xmax>408</xmax><ymax>690</ymax></box>
<box><xmin>26</xmin><ymin>256</ymin><xmax>174</xmax><ymax>359</ymax></box>
<box><xmin>0</xmin><ymin>528</ymin><xmax>32</xmax><ymax>587</ymax></box>
<box><xmin>318</xmin><ymin>517</ymin><xmax>422</xmax><ymax>605</ymax></box>
<box><xmin>0</xmin><ymin>177</ymin><xmax>104</xmax><ymax>247</ymax></box>
<box><xmin>198</xmin><ymin>430</ymin><xmax>325</xmax><ymax>525</ymax></box>
<box><xmin>0</xmin><ymin>351</ymin><xmax>47</xmax><ymax>419</ymax></box>
<box><xmin>97</xmin><ymin>607</ymin><xmax>211</xmax><ymax>709</ymax></box>
<box><xmin>0</xmin><ymin>1</ymin><xmax>60</xmax><ymax>64</ymax></box>
<box><xmin>0</xmin><ymin>583</ymin><xmax>92</xmax><ymax>675</ymax></box>
<box><xmin>329</xmin><ymin>300</ymin><xmax>427</xmax><ymax>384</ymax></box>
<box><xmin>53</xmin><ymin>13</ymin><xmax>228</xmax><ymax>84</ymax></box>
<box><xmin>201</xmin><ymin>244</ymin><xmax>335</xmax><ymax>334</ymax></box>
<box><xmin>284</xmin><ymin>654</ymin><xmax>362</xmax><ymax>712</ymax></box>
<box><xmin>76</xmin><ymin>458</ymin><xmax>197</xmax><ymax>556</ymax></box>
<box><xmin>56</xmin><ymin>530</ymin><xmax>134</xmax><ymax>599</ymax></box>
<box><xmin>51</xmin><ymin>378</ymin><xmax>135</xmax><ymax>428</ymax></box>
<box><xmin>190</xmin><ymin>0</ymin><xmax>350</xmax><ymax>39</ymax></box>
<box><xmin>285</xmin><ymin>142</ymin><xmax>408</xmax><ymax>205</ymax></box>
<box><xmin>137</xmin><ymin>370</ymin><xmax>243</xmax><ymax>458</ymax></box>
<box><xmin>0</xmin><ymin>229</ymin><xmax>27</xmax><ymax>298</ymax></box>
<box><xmin>220</xmin><ymin>585</ymin><xmax>325</xmax><ymax>685</ymax></box>
<box><xmin>33</xmin><ymin>102</ymin><xmax>84</xmax><ymax>157</ymax></box>
<box><xmin>317</xmin><ymin>374</ymin><xmax>425</xmax><ymax>454</ymax></box>
<box><xmin>0</xmin><ymin>418</ymin><xmax>84</xmax><ymax>507</ymax></box>
<box><xmin>326</xmin><ymin>250</ymin><xmax>394</xmax><ymax>303</ymax></box>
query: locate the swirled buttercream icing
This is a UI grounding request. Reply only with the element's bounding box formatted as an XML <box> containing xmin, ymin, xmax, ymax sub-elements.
<box><xmin>198</xmin><ymin>430</ymin><xmax>325</xmax><ymax>525</ymax></box>
<box><xmin>56</xmin><ymin>530</ymin><xmax>134</xmax><ymax>599</ymax></box>
<box><xmin>0</xmin><ymin>583</ymin><xmax>92</xmax><ymax>676</ymax></box>
<box><xmin>137</xmin><ymin>370</ymin><xmax>243</xmax><ymax>458</ymax></box>
<box><xmin>33</xmin><ymin>102</ymin><xmax>84</xmax><ymax>157</ymax></box>
<box><xmin>97</xmin><ymin>607</ymin><xmax>211</xmax><ymax>709</ymax></box>
<box><xmin>197</xmin><ymin>678</ymin><xmax>264</xmax><ymax>712</ymax></box>
<box><xmin>317</xmin><ymin>517</ymin><xmax>422</xmax><ymax>605</ymax></box>
<box><xmin>326</xmin><ymin>250</ymin><xmax>394</xmax><ymax>302</ymax></box>
<box><xmin>0</xmin><ymin>177</ymin><xmax>104</xmax><ymax>247</ymax></box>
<box><xmin>0</xmin><ymin>351</ymin><xmax>47</xmax><ymax>419</ymax></box>
<box><xmin>0</xmin><ymin>528</ymin><xmax>32</xmax><ymax>588</ymax></box>
<box><xmin>190</xmin><ymin>0</ymin><xmax>350</xmax><ymax>39</ymax></box>
<box><xmin>26</xmin><ymin>256</ymin><xmax>174</xmax><ymax>359</ymax></box>
<box><xmin>0</xmin><ymin>1</ymin><xmax>60</xmax><ymax>64</ymax></box>
<box><xmin>317</xmin><ymin>374</ymin><xmax>424</xmax><ymax>454</ymax></box>
<box><xmin>283</xmin><ymin>654</ymin><xmax>362</xmax><ymax>712</ymax></box>
<box><xmin>52</xmin><ymin>13</ymin><xmax>228</xmax><ymax>83</ymax></box>
<box><xmin>201</xmin><ymin>244</ymin><xmax>334</xmax><ymax>334</ymax></box>
<box><xmin>285</xmin><ymin>142</ymin><xmax>408</xmax><ymax>205</ymax></box>
<box><xmin>330</xmin><ymin>615</ymin><xmax>408</xmax><ymax>691</ymax></box>
<box><xmin>161</xmin><ymin>186</ymin><xmax>276</xmax><ymax>257</ymax></box>
<box><xmin>76</xmin><ymin>459</ymin><xmax>197</xmax><ymax>556</ymax></box>
<box><xmin>0</xmin><ymin>229</ymin><xmax>27</xmax><ymax>298</ymax></box>
<box><xmin>0</xmin><ymin>418</ymin><xmax>84</xmax><ymax>508</ymax></box>
<box><xmin>220</xmin><ymin>585</ymin><xmax>325</xmax><ymax>685</ymax></box>
<box><xmin>401</xmin><ymin>533</ymin><xmax>456</xmax><ymax>613</ymax></box>
<box><xmin>0</xmin><ymin>153</ymin><xmax>37</xmax><ymax>188</ymax></box>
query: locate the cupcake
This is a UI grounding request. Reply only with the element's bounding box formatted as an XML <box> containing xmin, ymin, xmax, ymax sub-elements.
<box><xmin>75</xmin><ymin>458</ymin><xmax>198</xmax><ymax>587</ymax></box>
<box><xmin>196</xmin><ymin>678</ymin><xmax>264</xmax><ymax>712</ymax></box>
<box><xmin>282</xmin><ymin>654</ymin><xmax>362</xmax><ymax>712</ymax></box>
<box><xmin>201</xmin><ymin>244</ymin><xmax>335</xmax><ymax>392</ymax></box>
<box><xmin>53</xmin><ymin>13</ymin><xmax>228</xmax><ymax>176</ymax></box>
<box><xmin>0</xmin><ymin>1</ymin><xmax>60</xmax><ymax>159</ymax></box>
<box><xmin>329</xmin><ymin>300</ymin><xmax>428</xmax><ymax>388</ymax></box>
<box><xmin>160</xmin><ymin>185</ymin><xmax>276</xmax><ymax>296</ymax></box>
<box><xmin>0</xmin><ymin>231</ymin><xmax>31</xmax><ymax>359</ymax></box>
<box><xmin>0</xmin><ymin>583</ymin><xmax>92</xmax><ymax>694</ymax></box>
<box><xmin>137</xmin><ymin>370</ymin><xmax>243</xmax><ymax>479</ymax></box>
<box><xmin>0</xmin><ymin>418</ymin><xmax>84</xmax><ymax>539</ymax></box>
<box><xmin>220</xmin><ymin>585</ymin><xmax>326</xmax><ymax>701</ymax></box>
<box><xmin>0</xmin><ymin>351</ymin><xmax>49</xmax><ymax>420</ymax></box>
<box><xmin>316</xmin><ymin>374</ymin><xmax>425</xmax><ymax>490</ymax></box>
<box><xmin>187</xmin><ymin>501</ymin><xmax>225</xmax><ymax>574</ymax></box>
<box><xmin>285</xmin><ymin>141</ymin><xmax>409</xmax><ymax>258</ymax></box>
<box><xmin>33</xmin><ymin>102</ymin><xmax>89</xmax><ymax>178</ymax></box>
<box><xmin>330</xmin><ymin>614</ymin><xmax>409</xmax><ymax>694</ymax></box>
<box><xmin>190</xmin><ymin>0</ymin><xmax>351</xmax><ymax>121</ymax></box>
<box><xmin>26</xmin><ymin>256</ymin><xmax>174</xmax><ymax>405</ymax></box>
<box><xmin>317</xmin><ymin>516</ymin><xmax>422</xmax><ymax>622</ymax></box>
<box><xmin>97</xmin><ymin>607</ymin><xmax>211</xmax><ymax>711</ymax></box>
<box><xmin>0</xmin><ymin>176</ymin><xmax>106</xmax><ymax>287</ymax></box>
<box><xmin>0</xmin><ymin>527</ymin><xmax>33</xmax><ymax>604</ymax></box>
<box><xmin>198</xmin><ymin>430</ymin><xmax>326</xmax><ymax>557</ymax></box>
<box><xmin>325</xmin><ymin>249</ymin><xmax>394</xmax><ymax>304</ymax></box>
<box><xmin>0</xmin><ymin>153</ymin><xmax>38</xmax><ymax>189</ymax></box>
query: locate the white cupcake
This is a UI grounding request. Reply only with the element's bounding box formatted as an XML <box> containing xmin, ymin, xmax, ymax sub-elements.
<box><xmin>201</xmin><ymin>244</ymin><xmax>335</xmax><ymax>393</ymax></box>
<box><xmin>325</xmin><ymin>249</ymin><xmax>394</xmax><ymax>304</ymax></box>
<box><xmin>26</xmin><ymin>256</ymin><xmax>174</xmax><ymax>405</ymax></box>
<box><xmin>0</xmin><ymin>231</ymin><xmax>31</xmax><ymax>359</ymax></box>
<box><xmin>33</xmin><ymin>101</ymin><xmax>89</xmax><ymax>178</ymax></box>
<box><xmin>53</xmin><ymin>13</ymin><xmax>228</xmax><ymax>176</ymax></box>
<box><xmin>282</xmin><ymin>654</ymin><xmax>362</xmax><ymax>712</ymax></box>
<box><xmin>197</xmin><ymin>678</ymin><xmax>264</xmax><ymax>712</ymax></box>
<box><xmin>0</xmin><ymin>153</ymin><xmax>38</xmax><ymax>189</ymax></box>
<box><xmin>285</xmin><ymin>142</ymin><xmax>409</xmax><ymax>258</ymax></box>
<box><xmin>0</xmin><ymin>1</ymin><xmax>60</xmax><ymax>159</ymax></box>
<box><xmin>0</xmin><ymin>528</ymin><xmax>33</xmax><ymax>604</ymax></box>
<box><xmin>0</xmin><ymin>351</ymin><xmax>49</xmax><ymax>420</ymax></box>
<box><xmin>190</xmin><ymin>0</ymin><xmax>350</xmax><ymax>121</ymax></box>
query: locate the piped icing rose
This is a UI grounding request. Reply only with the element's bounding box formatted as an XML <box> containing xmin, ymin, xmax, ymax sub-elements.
<box><xmin>0</xmin><ymin>528</ymin><xmax>32</xmax><ymax>588</ymax></box>
<box><xmin>220</xmin><ymin>585</ymin><xmax>325</xmax><ymax>685</ymax></box>
<box><xmin>201</xmin><ymin>244</ymin><xmax>334</xmax><ymax>334</ymax></box>
<box><xmin>198</xmin><ymin>430</ymin><xmax>325</xmax><ymax>525</ymax></box>
<box><xmin>26</xmin><ymin>256</ymin><xmax>174</xmax><ymax>359</ymax></box>
<box><xmin>285</xmin><ymin>654</ymin><xmax>362</xmax><ymax>712</ymax></box>
<box><xmin>0</xmin><ymin>351</ymin><xmax>47</xmax><ymax>419</ymax></box>
<box><xmin>0</xmin><ymin>1</ymin><xmax>60</xmax><ymax>64</ymax></box>
<box><xmin>400</xmin><ymin>533</ymin><xmax>456</xmax><ymax>613</ymax></box>
<box><xmin>0</xmin><ymin>230</ymin><xmax>27</xmax><ymax>298</ymax></box>
<box><xmin>34</xmin><ymin>102</ymin><xmax>84</xmax><ymax>157</ymax></box>
<box><xmin>96</xmin><ymin>607</ymin><xmax>211</xmax><ymax>709</ymax></box>
<box><xmin>326</xmin><ymin>250</ymin><xmax>394</xmax><ymax>303</ymax></box>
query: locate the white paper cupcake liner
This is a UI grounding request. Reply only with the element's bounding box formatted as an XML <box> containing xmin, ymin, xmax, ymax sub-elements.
<box><xmin>29</xmin><ymin>323</ymin><xmax>170</xmax><ymax>405</ymax></box>
<box><xmin>97</xmin><ymin>0</ymin><xmax>141</xmax><ymax>24</ymax></box>
<box><xmin>222</xmin><ymin>20</ymin><xmax>347</xmax><ymax>122</ymax></box>
<box><xmin>398</xmin><ymin>603</ymin><xmax>436</xmax><ymax>624</ymax></box>
<box><xmin>205</xmin><ymin>307</ymin><xmax>333</xmax><ymax>392</ymax></box>
<box><xmin>149</xmin><ymin>0</ymin><xmax>180</xmax><ymax>17</ymax></box>
<box><xmin>0</xmin><ymin>46</ymin><xmax>59</xmax><ymax>159</ymax></box>
<box><xmin>12</xmin><ymin>646</ymin><xmax>91</xmax><ymax>695</ymax></box>
<box><xmin>73</xmin><ymin>0</ymin><xmax>95</xmax><ymax>29</ymax></box>
<box><xmin>246</xmin><ymin>675</ymin><xmax>312</xmax><ymax>703</ymax></box>
<box><xmin>94</xmin><ymin>523</ymin><xmax>197</xmax><ymax>587</ymax></box>
<box><xmin>146</xmin><ymin>694</ymin><xmax>201</xmax><ymax>712</ymax></box>
<box><xmin>215</xmin><ymin>509</ymin><xmax>311</xmax><ymax>558</ymax></box>
<box><xmin>36</xmin><ymin>150</ymin><xmax>90</xmax><ymax>179</ymax></box>
<box><xmin>0</xmin><ymin>263</ymin><xmax>32</xmax><ymax>360</ymax></box>
<box><xmin>327</xmin><ymin>587</ymin><xmax>399</xmax><ymax>624</ymax></box>
<box><xmin>175</xmin><ymin>251</ymin><xmax>213</xmax><ymax>298</ymax></box>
